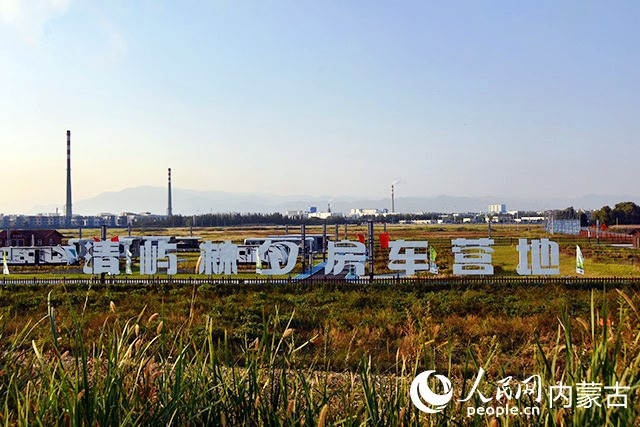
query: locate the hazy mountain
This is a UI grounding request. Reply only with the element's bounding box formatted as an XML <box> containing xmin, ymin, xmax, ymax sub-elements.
<box><xmin>70</xmin><ymin>186</ymin><xmax>334</xmax><ymax>215</ymax></box>
<box><xmin>26</xmin><ymin>187</ymin><xmax>640</xmax><ymax>216</ymax></box>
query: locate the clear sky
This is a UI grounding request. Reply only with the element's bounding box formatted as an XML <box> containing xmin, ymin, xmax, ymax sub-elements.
<box><xmin>1</xmin><ymin>0</ymin><xmax>639</xmax><ymax>214</ymax></box>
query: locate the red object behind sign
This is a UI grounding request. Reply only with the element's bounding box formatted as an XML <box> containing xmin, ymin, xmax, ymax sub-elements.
<box><xmin>379</xmin><ymin>232</ymin><xmax>390</xmax><ymax>248</ymax></box>
<box><xmin>356</xmin><ymin>233</ymin><xmax>365</xmax><ymax>244</ymax></box>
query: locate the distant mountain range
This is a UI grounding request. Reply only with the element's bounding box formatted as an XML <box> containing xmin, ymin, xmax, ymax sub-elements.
<box><xmin>27</xmin><ymin>186</ymin><xmax>640</xmax><ymax>216</ymax></box>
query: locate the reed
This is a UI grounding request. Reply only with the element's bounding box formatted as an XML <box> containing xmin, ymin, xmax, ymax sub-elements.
<box><xmin>0</xmin><ymin>290</ymin><xmax>638</xmax><ymax>426</ymax></box>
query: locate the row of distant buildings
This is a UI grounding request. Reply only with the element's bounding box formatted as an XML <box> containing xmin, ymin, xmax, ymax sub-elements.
<box><xmin>3</xmin><ymin>203</ymin><xmax>548</xmax><ymax>229</ymax></box>
<box><xmin>0</xmin><ymin>212</ymin><xmax>168</xmax><ymax>229</ymax></box>
<box><xmin>284</xmin><ymin>204</ymin><xmax>548</xmax><ymax>224</ymax></box>
<box><xmin>285</xmin><ymin>207</ymin><xmax>390</xmax><ymax>220</ymax></box>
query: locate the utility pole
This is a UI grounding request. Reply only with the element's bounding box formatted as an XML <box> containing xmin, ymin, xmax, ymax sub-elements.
<box><xmin>301</xmin><ymin>224</ymin><xmax>306</xmax><ymax>274</ymax></box>
<box><xmin>368</xmin><ymin>220</ymin><xmax>375</xmax><ymax>280</ymax></box>
<box><xmin>322</xmin><ymin>223</ymin><xmax>327</xmax><ymax>261</ymax></box>
<box><xmin>100</xmin><ymin>225</ymin><xmax>107</xmax><ymax>284</ymax></box>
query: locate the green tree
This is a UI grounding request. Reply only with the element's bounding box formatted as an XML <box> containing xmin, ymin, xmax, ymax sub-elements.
<box><xmin>593</xmin><ymin>202</ymin><xmax>640</xmax><ymax>226</ymax></box>
<box><xmin>611</xmin><ymin>201</ymin><xmax>640</xmax><ymax>225</ymax></box>
<box><xmin>592</xmin><ymin>205</ymin><xmax>612</xmax><ymax>226</ymax></box>
<box><xmin>554</xmin><ymin>206</ymin><xmax>577</xmax><ymax>220</ymax></box>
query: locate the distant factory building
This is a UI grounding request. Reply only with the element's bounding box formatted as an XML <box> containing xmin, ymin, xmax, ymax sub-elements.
<box><xmin>23</xmin><ymin>214</ymin><xmax>67</xmax><ymax>228</ymax></box>
<box><xmin>0</xmin><ymin>213</ymin><xmax>132</xmax><ymax>229</ymax></box>
<box><xmin>488</xmin><ymin>204</ymin><xmax>507</xmax><ymax>214</ymax></box>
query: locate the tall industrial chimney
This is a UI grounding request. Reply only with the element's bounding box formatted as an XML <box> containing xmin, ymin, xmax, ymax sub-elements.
<box><xmin>391</xmin><ymin>184</ymin><xmax>395</xmax><ymax>214</ymax></box>
<box><xmin>167</xmin><ymin>168</ymin><xmax>173</xmax><ymax>217</ymax></box>
<box><xmin>65</xmin><ymin>130</ymin><xmax>73</xmax><ymax>226</ymax></box>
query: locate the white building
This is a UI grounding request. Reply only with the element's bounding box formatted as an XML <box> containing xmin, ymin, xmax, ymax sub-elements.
<box><xmin>488</xmin><ymin>204</ymin><xmax>507</xmax><ymax>214</ymax></box>
<box><xmin>308</xmin><ymin>211</ymin><xmax>343</xmax><ymax>220</ymax></box>
<box><xmin>285</xmin><ymin>210</ymin><xmax>306</xmax><ymax>219</ymax></box>
<box><xmin>348</xmin><ymin>208</ymin><xmax>388</xmax><ymax>219</ymax></box>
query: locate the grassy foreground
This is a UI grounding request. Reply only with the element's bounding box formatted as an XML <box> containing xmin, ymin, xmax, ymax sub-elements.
<box><xmin>1</xmin><ymin>282</ymin><xmax>639</xmax><ymax>425</ymax></box>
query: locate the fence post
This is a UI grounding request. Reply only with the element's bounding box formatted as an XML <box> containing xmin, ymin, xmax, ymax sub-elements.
<box><xmin>368</xmin><ymin>220</ymin><xmax>375</xmax><ymax>280</ymax></box>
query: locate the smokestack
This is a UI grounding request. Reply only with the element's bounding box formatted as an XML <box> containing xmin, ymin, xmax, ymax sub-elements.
<box><xmin>391</xmin><ymin>184</ymin><xmax>395</xmax><ymax>214</ymax></box>
<box><xmin>167</xmin><ymin>168</ymin><xmax>173</xmax><ymax>217</ymax></box>
<box><xmin>65</xmin><ymin>130</ymin><xmax>72</xmax><ymax>226</ymax></box>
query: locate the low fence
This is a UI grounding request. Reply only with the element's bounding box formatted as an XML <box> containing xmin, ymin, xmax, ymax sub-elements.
<box><xmin>579</xmin><ymin>228</ymin><xmax>635</xmax><ymax>245</ymax></box>
<box><xmin>426</xmin><ymin>236</ymin><xmax>635</xmax><ymax>247</ymax></box>
<box><xmin>2</xmin><ymin>275</ymin><xmax>640</xmax><ymax>289</ymax></box>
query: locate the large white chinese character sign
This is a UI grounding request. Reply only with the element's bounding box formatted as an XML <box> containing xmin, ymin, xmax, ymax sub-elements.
<box><xmin>452</xmin><ymin>238</ymin><xmax>494</xmax><ymax>275</ymax></box>
<box><xmin>140</xmin><ymin>240</ymin><xmax>178</xmax><ymax>275</ymax></box>
<box><xmin>72</xmin><ymin>233</ymin><xmax>569</xmax><ymax>279</ymax></box>
<box><xmin>257</xmin><ymin>240</ymin><xmax>299</xmax><ymax>275</ymax></box>
<box><xmin>325</xmin><ymin>240</ymin><xmax>367</xmax><ymax>276</ymax></box>
<box><xmin>516</xmin><ymin>238</ymin><xmax>559</xmax><ymax>275</ymax></box>
<box><xmin>388</xmin><ymin>240</ymin><xmax>430</xmax><ymax>276</ymax></box>
<box><xmin>198</xmin><ymin>240</ymin><xmax>238</xmax><ymax>275</ymax></box>
<box><xmin>83</xmin><ymin>241</ymin><xmax>120</xmax><ymax>275</ymax></box>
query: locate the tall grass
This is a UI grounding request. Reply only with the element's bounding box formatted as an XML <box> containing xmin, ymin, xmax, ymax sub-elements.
<box><xmin>0</xmin><ymin>290</ymin><xmax>638</xmax><ymax>426</ymax></box>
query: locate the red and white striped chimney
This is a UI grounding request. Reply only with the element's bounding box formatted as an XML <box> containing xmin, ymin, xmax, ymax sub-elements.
<box><xmin>65</xmin><ymin>130</ymin><xmax>73</xmax><ymax>225</ymax></box>
<box><xmin>167</xmin><ymin>167</ymin><xmax>173</xmax><ymax>217</ymax></box>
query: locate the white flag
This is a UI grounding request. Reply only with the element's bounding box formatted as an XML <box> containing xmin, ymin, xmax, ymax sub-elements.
<box><xmin>2</xmin><ymin>252</ymin><xmax>9</xmax><ymax>275</ymax></box>
<box><xmin>576</xmin><ymin>245</ymin><xmax>584</xmax><ymax>275</ymax></box>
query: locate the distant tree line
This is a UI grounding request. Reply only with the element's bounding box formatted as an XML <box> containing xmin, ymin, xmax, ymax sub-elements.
<box><xmin>133</xmin><ymin>212</ymin><xmax>444</xmax><ymax>228</ymax></box>
<box><xmin>134</xmin><ymin>205</ymin><xmax>640</xmax><ymax>229</ymax></box>
<box><xmin>592</xmin><ymin>202</ymin><xmax>640</xmax><ymax>226</ymax></box>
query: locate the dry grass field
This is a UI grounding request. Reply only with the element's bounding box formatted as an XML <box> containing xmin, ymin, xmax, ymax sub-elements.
<box><xmin>1</xmin><ymin>224</ymin><xmax>639</xmax><ymax>425</ymax></box>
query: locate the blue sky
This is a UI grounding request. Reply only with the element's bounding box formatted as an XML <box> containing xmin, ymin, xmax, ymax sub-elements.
<box><xmin>1</xmin><ymin>1</ymin><xmax>639</xmax><ymax>213</ymax></box>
